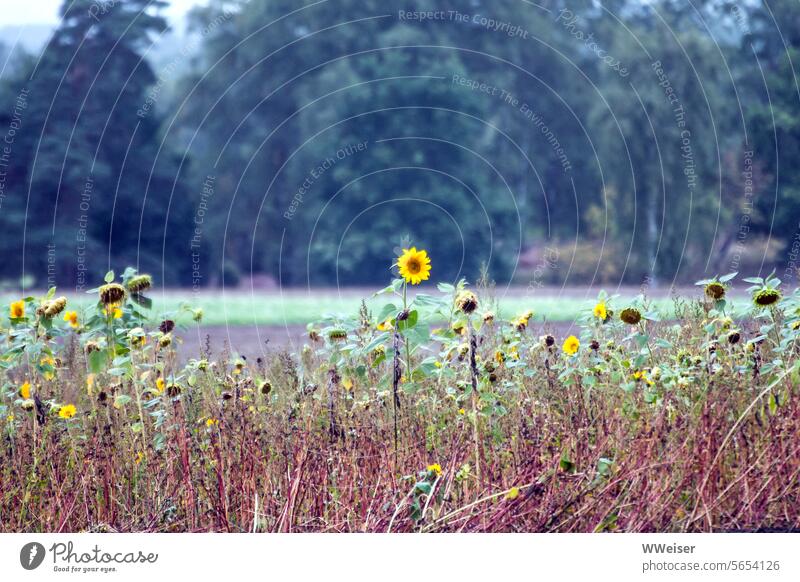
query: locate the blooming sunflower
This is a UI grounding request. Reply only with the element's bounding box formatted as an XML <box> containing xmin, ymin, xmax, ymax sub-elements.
<box><xmin>10</xmin><ymin>300</ymin><xmax>25</xmax><ymax>319</ymax></box>
<box><xmin>562</xmin><ymin>335</ymin><xmax>580</xmax><ymax>355</ymax></box>
<box><xmin>19</xmin><ymin>381</ymin><xmax>31</xmax><ymax>400</ymax></box>
<box><xmin>104</xmin><ymin>305</ymin><xmax>123</xmax><ymax>319</ymax></box>
<box><xmin>505</xmin><ymin>486</ymin><xmax>520</xmax><ymax>501</ymax></box>
<box><xmin>376</xmin><ymin>319</ymin><xmax>394</xmax><ymax>332</ymax></box>
<box><xmin>63</xmin><ymin>310</ymin><xmax>79</xmax><ymax>328</ymax></box>
<box><xmin>593</xmin><ymin>302</ymin><xmax>607</xmax><ymax>320</ymax></box>
<box><xmin>427</xmin><ymin>463</ymin><xmax>443</xmax><ymax>478</ymax></box>
<box><xmin>58</xmin><ymin>404</ymin><xmax>77</xmax><ymax>420</ymax></box>
<box><xmin>396</xmin><ymin>247</ymin><xmax>431</xmax><ymax>285</ymax></box>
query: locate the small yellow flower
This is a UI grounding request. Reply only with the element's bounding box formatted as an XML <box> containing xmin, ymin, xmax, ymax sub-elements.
<box><xmin>427</xmin><ymin>463</ymin><xmax>443</xmax><ymax>477</ymax></box>
<box><xmin>342</xmin><ymin>377</ymin><xmax>354</xmax><ymax>391</ymax></box>
<box><xmin>6</xmin><ymin>414</ymin><xmax>14</xmax><ymax>423</ymax></box>
<box><xmin>562</xmin><ymin>335</ymin><xmax>580</xmax><ymax>356</ymax></box>
<box><xmin>505</xmin><ymin>486</ymin><xmax>520</xmax><ymax>501</ymax></box>
<box><xmin>206</xmin><ymin>418</ymin><xmax>219</xmax><ymax>428</ymax></box>
<box><xmin>19</xmin><ymin>382</ymin><xmax>31</xmax><ymax>400</ymax></box>
<box><xmin>10</xmin><ymin>300</ymin><xmax>25</xmax><ymax>319</ymax></box>
<box><xmin>458</xmin><ymin>408</ymin><xmax>466</xmax><ymax>415</ymax></box>
<box><xmin>156</xmin><ymin>377</ymin><xmax>165</xmax><ymax>394</ymax></box>
<box><xmin>134</xmin><ymin>451</ymin><xmax>144</xmax><ymax>465</ymax></box>
<box><xmin>376</xmin><ymin>319</ymin><xmax>394</xmax><ymax>332</ymax></box>
<box><xmin>63</xmin><ymin>310</ymin><xmax>79</xmax><ymax>328</ymax></box>
<box><xmin>58</xmin><ymin>404</ymin><xmax>77</xmax><ymax>420</ymax></box>
<box><xmin>495</xmin><ymin>350</ymin><xmax>505</xmax><ymax>364</ymax></box>
<box><xmin>593</xmin><ymin>302</ymin><xmax>607</xmax><ymax>320</ymax></box>
<box><xmin>104</xmin><ymin>305</ymin><xmax>123</xmax><ymax>319</ymax></box>
<box><xmin>396</xmin><ymin>247</ymin><xmax>432</xmax><ymax>285</ymax></box>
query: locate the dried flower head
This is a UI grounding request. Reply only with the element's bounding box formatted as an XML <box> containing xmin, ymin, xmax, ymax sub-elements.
<box><xmin>455</xmin><ymin>290</ymin><xmax>479</xmax><ymax>315</ymax></box>
<box><xmin>41</xmin><ymin>297</ymin><xmax>67</xmax><ymax>318</ymax></box>
<box><xmin>99</xmin><ymin>283</ymin><xmax>126</xmax><ymax>306</ymax></box>
<box><xmin>620</xmin><ymin>307</ymin><xmax>642</xmax><ymax>325</ymax></box>
<box><xmin>704</xmin><ymin>281</ymin><xmax>726</xmax><ymax>301</ymax></box>
<box><xmin>126</xmin><ymin>274</ymin><xmax>152</xmax><ymax>294</ymax></box>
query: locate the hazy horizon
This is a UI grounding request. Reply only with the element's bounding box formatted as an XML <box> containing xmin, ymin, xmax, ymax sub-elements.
<box><xmin>0</xmin><ymin>0</ymin><xmax>204</xmax><ymax>27</ymax></box>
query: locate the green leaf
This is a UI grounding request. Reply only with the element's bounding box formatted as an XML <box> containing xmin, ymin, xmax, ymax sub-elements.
<box><xmin>414</xmin><ymin>481</ymin><xmax>432</xmax><ymax>495</ymax></box>
<box><xmin>88</xmin><ymin>350</ymin><xmax>107</xmax><ymax>374</ymax></box>
<box><xmin>114</xmin><ymin>394</ymin><xmax>132</xmax><ymax>408</ymax></box>
<box><xmin>397</xmin><ymin>309</ymin><xmax>418</xmax><ymax>331</ymax></box>
<box><xmin>131</xmin><ymin>293</ymin><xmax>153</xmax><ymax>309</ymax></box>
<box><xmin>104</xmin><ymin>270</ymin><xmax>115</xmax><ymax>283</ymax></box>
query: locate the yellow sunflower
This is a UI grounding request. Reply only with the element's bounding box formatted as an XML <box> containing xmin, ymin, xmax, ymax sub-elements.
<box><xmin>562</xmin><ymin>335</ymin><xmax>580</xmax><ymax>356</ymax></box>
<box><xmin>58</xmin><ymin>404</ymin><xmax>77</xmax><ymax>420</ymax></box>
<box><xmin>19</xmin><ymin>381</ymin><xmax>31</xmax><ymax>400</ymax></box>
<box><xmin>10</xmin><ymin>300</ymin><xmax>25</xmax><ymax>319</ymax></box>
<box><xmin>63</xmin><ymin>310</ymin><xmax>79</xmax><ymax>328</ymax></box>
<box><xmin>593</xmin><ymin>302</ymin><xmax>607</xmax><ymax>320</ymax></box>
<box><xmin>396</xmin><ymin>247</ymin><xmax>431</xmax><ymax>285</ymax></box>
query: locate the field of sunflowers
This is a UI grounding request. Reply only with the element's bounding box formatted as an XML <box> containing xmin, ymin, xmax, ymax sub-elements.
<box><xmin>1</xmin><ymin>252</ymin><xmax>800</xmax><ymax>532</ymax></box>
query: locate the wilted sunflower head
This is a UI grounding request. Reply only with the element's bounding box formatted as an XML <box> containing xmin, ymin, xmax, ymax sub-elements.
<box><xmin>482</xmin><ymin>311</ymin><xmax>495</xmax><ymax>324</ymax></box>
<box><xmin>99</xmin><ymin>283</ymin><xmax>126</xmax><ymax>306</ymax></box>
<box><xmin>126</xmin><ymin>274</ymin><xmax>152</xmax><ymax>294</ymax></box>
<box><xmin>260</xmin><ymin>381</ymin><xmax>272</xmax><ymax>395</ymax></box>
<box><xmin>328</xmin><ymin>328</ymin><xmax>348</xmax><ymax>342</ymax></box>
<box><xmin>159</xmin><ymin>319</ymin><xmax>175</xmax><ymax>334</ymax></box>
<box><xmin>159</xmin><ymin>334</ymin><xmax>173</xmax><ymax>349</ymax></box>
<box><xmin>541</xmin><ymin>334</ymin><xmax>555</xmax><ymax>347</ymax></box>
<box><xmin>753</xmin><ymin>288</ymin><xmax>781</xmax><ymax>307</ymax></box>
<box><xmin>620</xmin><ymin>307</ymin><xmax>643</xmax><ymax>325</ymax></box>
<box><xmin>704</xmin><ymin>281</ymin><xmax>726</xmax><ymax>301</ymax></box>
<box><xmin>455</xmin><ymin>290</ymin><xmax>479</xmax><ymax>315</ymax></box>
<box><xmin>727</xmin><ymin>331</ymin><xmax>741</xmax><ymax>345</ymax></box>
<box><xmin>41</xmin><ymin>296</ymin><xmax>67</xmax><ymax>319</ymax></box>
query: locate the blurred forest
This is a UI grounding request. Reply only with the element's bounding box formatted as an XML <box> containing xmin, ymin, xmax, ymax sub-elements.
<box><xmin>0</xmin><ymin>0</ymin><xmax>798</xmax><ymax>288</ymax></box>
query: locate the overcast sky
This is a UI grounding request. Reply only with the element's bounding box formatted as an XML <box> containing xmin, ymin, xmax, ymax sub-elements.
<box><xmin>0</xmin><ymin>0</ymin><xmax>204</xmax><ymax>26</ymax></box>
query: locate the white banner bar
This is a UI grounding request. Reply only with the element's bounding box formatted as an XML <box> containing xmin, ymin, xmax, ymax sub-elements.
<box><xmin>1</xmin><ymin>533</ymin><xmax>798</xmax><ymax>581</ymax></box>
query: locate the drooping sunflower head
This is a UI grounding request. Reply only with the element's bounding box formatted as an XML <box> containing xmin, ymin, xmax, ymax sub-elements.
<box><xmin>704</xmin><ymin>281</ymin><xmax>727</xmax><ymax>301</ymax></box>
<box><xmin>99</xmin><ymin>283</ymin><xmax>126</xmax><ymax>306</ymax></box>
<box><xmin>562</xmin><ymin>335</ymin><xmax>580</xmax><ymax>356</ymax></box>
<box><xmin>396</xmin><ymin>247</ymin><xmax>431</xmax><ymax>285</ymax></box>
<box><xmin>620</xmin><ymin>307</ymin><xmax>643</xmax><ymax>325</ymax></box>
<box><xmin>482</xmin><ymin>311</ymin><xmax>495</xmax><ymax>324</ymax></box>
<box><xmin>126</xmin><ymin>274</ymin><xmax>152</xmax><ymax>294</ymax></box>
<box><xmin>328</xmin><ymin>328</ymin><xmax>348</xmax><ymax>343</ymax></box>
<box><xmin>753</xmin><ymin>288</ymin><xmax>781</xmax><ymax>307</ymax></box>
<box><xmin>455</xmin><ymin>290</ymin><xmax>479</xmax><ymax>315</ymax></box>
<box><xmin>41</xmin><ymin>297</ymin><xmax>68</xmax><ymax>319</ymax></box>
<box><xmin>593</xmin><ymin>302</ymin><xmax>607</xmax><ymax>320</ymax></box>
<box><xmin>727</xmin><ymin>331</ymin><xmax>741</xmax><ymax>345</ymax></box>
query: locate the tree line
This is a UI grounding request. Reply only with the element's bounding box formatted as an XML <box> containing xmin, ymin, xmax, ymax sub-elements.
<box><xmin>0</xmin><ymin>0</ymin><xmax>797</xmax><ymax>289</ymax></box>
